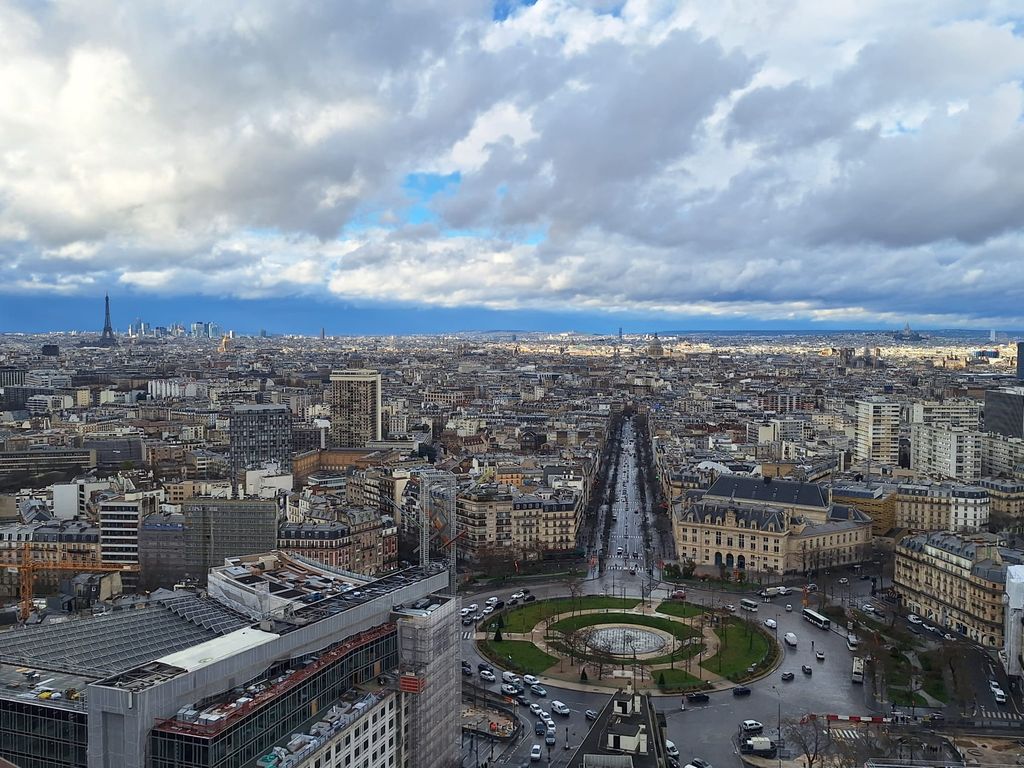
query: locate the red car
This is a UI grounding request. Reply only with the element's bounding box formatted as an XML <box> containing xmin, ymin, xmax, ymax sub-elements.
<box><xmin>671</xmin><ymin>590</ymin><xmax>687</xmax><ymax>600</ymax></box>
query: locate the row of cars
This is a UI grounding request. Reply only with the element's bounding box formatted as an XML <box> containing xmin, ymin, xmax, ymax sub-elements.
<box><xmin>905</xmin><ymin>613</ymin><xmax>957</xmax><ymax>641</ymax></box>
<box><xmin>460</xmin><ymin>590</ymin><xmax>536</xmax><ymax>626</ymax></box>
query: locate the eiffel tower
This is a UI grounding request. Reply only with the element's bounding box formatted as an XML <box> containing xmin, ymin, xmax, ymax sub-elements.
<box><xmin>97</xmin><ymin>294</ymin><xmax>118</xmax><ymax>347</ymax></box>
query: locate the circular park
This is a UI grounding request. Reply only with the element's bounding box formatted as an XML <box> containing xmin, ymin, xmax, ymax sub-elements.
<box><xmin>477</xmin><ymin>595</ymin><xmax>779</xmax><ymax>693</ymax></box>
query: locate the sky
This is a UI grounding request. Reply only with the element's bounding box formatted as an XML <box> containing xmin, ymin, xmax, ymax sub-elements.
<box><xmin>3</xmin><ymin>0</ymin><xmax>1024</xmax><ymax>334</ymax></box>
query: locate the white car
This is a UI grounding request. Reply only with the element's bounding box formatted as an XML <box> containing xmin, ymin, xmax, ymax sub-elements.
<box><xmin>724</xmin><ymin>604</ymin><xmax>736</xmax><ymax>613</ymax></box>
<box><xmin>838</xmin><ymin>577</ymin><xmax>849</xmax><ymax>584</ymax></box>
<box><xmin>551</xmin><ymin>700</ymin><xmax>570</xmax><ymax>715</ymax></box>
<box><xmin>907</xmin><ymin>614</ymin><xmax>922</xmax><ymax>624</ymax></box>
<box><xmin>482</xmin><ymin>606</ymin><xmax>494</xmax><ymax>615</ymax></box>
<box><xmin>763</xmin><ymin>618</ymin><xmax>777</xmax><ymax>629</ymax></box>
<box><xmin>479</xmin><ymin>670</ymin><xmax>495</xmax><ymax>682</ymax></box>
<box><xmin>665</xmin><ymin>740</ymin><xmax>680</xmax><ymax>757</ymax></box>
<box><xmin>741</xmin><ymin>720</ymin><xmax>764</xmax><ymax>734</ymax></box>
<box><xmin>862</xmin><ymin>604</ymin><xmax>874</xmax><ymax>613</ymax></box>
<box><xmin>501</xmin><ymin>683</ymin><xmax>518</xmax><ymax>695</ymax></box>
<box><xmin>486</xmin><ymin>596</ymin><xmax>499</xmax><ymax>605</ymax></box>
<box><xmin>995</xmin><ymin>690</ymin><xmax>1007</xmax><ymax>704</ymax></box>
<box><xmin>467</xmin><ymin>603</ymin><xmax>478</xmax><ymax>612</ymax></box>
<box><xmin>989</xmin><ymin>679</ymin><xmax>1002</xmax><ymax>691</ymax></box>
<box><xmin>512</xmin><ymin>591</ymin><xmax>526</xmax><ymax>600</ymax></box>
<box><xmin>460</xmin><ymin>607</ymin><xmax>471</xmax><ymax>617</ymax></box>
<box><xmin>523</xmin><ymin>674</ymin><xmax>540</xmax><ymax>686</ymax></box>
<box><xmin>531</xmin><ymin>744</ymin><xmax>542</xmax><ymax>761</ymax></box>
<box><xmin>529</xmin><ymin>703</ymin><xmax>543</xmax><ymax>716</ymax></box>
<box><xmin>785</xmin><ymin>604</ymin><xmax>793</xmax><ymax>612</ymax></box>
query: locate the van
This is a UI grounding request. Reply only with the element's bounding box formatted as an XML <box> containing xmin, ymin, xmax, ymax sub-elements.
<box><xmin>551</xmin><ymin>701</ymin><xmax>570</xmax><ymax>716</ymax></box>
<box><xmin>784</xmin><ymin>633</ymin><xmax>798</xmax><ymax>647</ymax></box>
<box><xmin>502</xmin><ymin>671</ymin><xmax>521</xmax><ymax>684</ymax></box>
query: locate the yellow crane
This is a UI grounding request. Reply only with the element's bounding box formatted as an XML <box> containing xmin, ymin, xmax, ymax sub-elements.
<box><xmin>0</xmin><ymin>542</ymin><xmax>138</xmax><ymax>622</ymax></box>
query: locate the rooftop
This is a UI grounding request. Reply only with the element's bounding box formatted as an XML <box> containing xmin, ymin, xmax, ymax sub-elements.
<box><xmin>705</xmin><ymin>475</ymin><xmax>829</xmax><ymax>508</ymax></box>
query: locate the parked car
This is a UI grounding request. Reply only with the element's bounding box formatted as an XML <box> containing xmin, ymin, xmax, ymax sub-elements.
<box><xmin>781</xmin><ymin>672</ymin><xmax>795</xmax><ymax>681</ymax></box>
<box><xmin>687</xmin><ymin>758</ymin><xmax>711</xmax><ymax>768</ymax></box>
<box><xmin>665</xmin><ymin>740</ymin><xmax>680</xmax><ymax>757</ymax></box>
<box><xmin>741</xmin><ymin>720</ymin><xmax>763</xmax><ymax>734</ymax></box>
<box><xmin>801</xmin><ymin>665</ymin><xmax>813</xmax><ymax>675</ymax></box>
<box><xmin>686</xmin><ymin>692</ymin><xmax>710</xmax><ymax>703</ymax></box>
<box><xmin>732</xmin><ymin>686</ymin><xmax>752</xmax><ymax>697</ymax></box>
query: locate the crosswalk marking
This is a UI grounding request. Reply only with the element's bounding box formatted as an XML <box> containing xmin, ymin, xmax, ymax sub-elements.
<box><xmin>830</xmin><ymin>729</ymin><xmax>859</xmax><ymax>741</ymax></box>
<box><xmin>980</xmin><ymin>710</ymin><xmax>1022</xmax><ymax>721</ymax></box>
<box><xmin>462</xmin><ymin>631</ymin><xmax>474</xmax><ymax>639</ymax></box>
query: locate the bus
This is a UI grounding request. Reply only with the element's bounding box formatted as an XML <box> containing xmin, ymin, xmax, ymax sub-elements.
<box><xmin>846</xmin><ymin>633</ymin><xmax>859</xmax><ymax>652</ymax></box>
<box><xmin>851</xmin><ymin>657</ymin><xmax>865</xmax><ymax>684</ymax></box>
<box><xmin>802</xmin><ymin>608</ymin><xmax>831</xmax><ymax>629</ymax></box>
<box><xmin>739</xmin><ymin>598</ymin><xmax>759</xmax><ymax>612</ymax></box>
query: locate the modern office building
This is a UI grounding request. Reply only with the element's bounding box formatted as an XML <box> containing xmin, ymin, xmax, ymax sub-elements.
<box><xmin>328</xmin><ymin>370</ymin><xmax>382</xmax><ymax>448</ymax></box>
<box><xmin>0</xmin><ymin>448</ymin><xmax>97</xmax><ymax>476</ymax></box>
<box><xmin>985</xmin><ymin>387</ymin><xmax>1024</xmax><ymax>439</ymax></box>
<box><xmin>0</xmin><ymin>551</ymin><xmax>453</xmax><ymax>768</ymax></box>
<box><xmin>1018</xmin><ymin>342</ymin><xmax>1024</xmax><ymax>380</ymax></box>
<box><xmin>854</xmin><ymin>397</ymin><xmax>900</xmax><ymax>464</ymax></box>
<box><xmin>894</xmin><ymin>532</ymin><xmax>1023</xmax><ymax>647</ymax></box>
<box><xmin>229</xmin><ymin>404</ymin><xmax>293</xmax><ymax>472</ymax></box>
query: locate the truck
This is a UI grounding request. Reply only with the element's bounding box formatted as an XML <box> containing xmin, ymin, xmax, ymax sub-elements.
<box><xmin>758</xmin><ymin>586</ymin><xmax>790</xmax><ymax>598</ymax></box>
<box><xmin>740</xmin><ymin>737</ymin><xmax>777</xmax><ymax>758</ymax></box>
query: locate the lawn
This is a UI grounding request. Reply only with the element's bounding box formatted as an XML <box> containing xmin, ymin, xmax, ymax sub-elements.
<box><xmin>917</xmin><ymin>650</ymin><xmax>949</xmax><ymax>702</ymax></box>
<box><xmin>887</xmin><ymin>688</ymin><xmax>928</xmax><ymax>707</ymax></box>
<box><xmin>700</xmin><ymin>618</ymin><xmax>773</xmax><ymax>682</ymax></box>
<box><xmin>655</xmin><ymin>600</ymin><xmax>704</xmax><ymax>619</ymax></box>
<box><xmin>656</xmin><ymin>667</ymin><xmax>705</xmax><ymax>691</ymax></box>
<box><xmin>481</xmin><ymin>639</ymin><xmax>558</xmax><ymax>675</ymax></box>
<box><xmin>502</xmin><ymin>596</ymin><xmax>640</xmax><ymax>633</ymax></box>
<box><xmin>548</xmin><ymin>612</ymin><xmax>699</xmax><ymax>642</ymax></box>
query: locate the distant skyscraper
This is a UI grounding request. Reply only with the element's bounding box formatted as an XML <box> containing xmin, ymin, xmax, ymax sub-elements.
<box><xmin>328</xmin><ymin>369</ymin><xmax>382</xmax><ymax>447</ymax></box>
<box><xmin>1018</xmin><ymin>342</ymin><xmax>1023</xmax><ymax>380</ymax></box>
<box><xmin>229</xmin><ymin>404</ymin><xmax>293</xmax><ymax>471</ymax></box>
<box><xmin>991</xmin><ymin>329</ymin><xmax>997</xmax><ymax>342</ymax></box>
<box><xmin>97</xmin><ymin>294</ymin><xmax>118</xmax><ymax>347</ymax></box>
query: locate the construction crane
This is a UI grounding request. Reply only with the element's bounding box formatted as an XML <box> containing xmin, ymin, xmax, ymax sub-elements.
<box><xmin>0</xmin><ymin>542</ymin><xmax>138</xmax><ymax>622</ymax></box>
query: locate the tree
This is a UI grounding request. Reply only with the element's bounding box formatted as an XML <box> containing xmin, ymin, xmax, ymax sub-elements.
<box><xmin>590</xmin><ymin>638</ymin><xmax>616</xmax><ymax>680</ymax></box>
<box><xmin>783</xmin><ymin>715</ymin><xmax>831</xmax><ymax>768</ymax></box>
<box><xmin>658</xmin><ymin>672</ymin><xmax>666</xmax><ymax>688</ymax></box>
<box><xmin>496</xmin><ymin>614</ymin><xmax>505</xmax><ymax>629</ymax></box>
<box><xmin>493</xmin><ymin>627</ymin><xmax>503</xmax><ymax>642</ymax></box>
<box><xmin>567</xmin><ymin>578</ymin><xmax>584</xmax><ymax>616</ymax></box>
<box><xmin>680</xmin><ymin>558</ymin><xmax>696</xmax><ymax>579</ymax></box>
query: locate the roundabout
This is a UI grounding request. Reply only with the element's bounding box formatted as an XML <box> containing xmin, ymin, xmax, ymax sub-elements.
<box><xmin>587</xmin><ymin>626</ymin><xmax>666</xmax><ymax>655</ymax></box>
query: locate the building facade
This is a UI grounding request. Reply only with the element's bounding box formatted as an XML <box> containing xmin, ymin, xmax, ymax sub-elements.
<box><xmin>985</xmin><ymin>388</ymin><xmax>1024</xmax><ymax>439</ymax></box>
<box><xmin>910</xmin><ymin>423</ymin><xmax>982</xmax><ymax>482</ymax></box>
<box><xmin>894</xmin><ymin>532</ymin><xmax>1017</xmax><ymax>647</ymax></box>
<box><xmin>328</xmin><ymin>370</ymin><xmax>382</xmax><ymax>448</ymax></box>
<box><xmin>855</xmin><ymin>397</ymin><xmax>900</xmax><ymax>465</ymax></box>
<box><xmin>894</xmin><ymin>483</ymin><xmax>990</xmax><ymax>532</ymax></box>
<box><xmin>229</xmin><ymin>404</ymin><xmax>293</xmax><ymax>472</ymax></box>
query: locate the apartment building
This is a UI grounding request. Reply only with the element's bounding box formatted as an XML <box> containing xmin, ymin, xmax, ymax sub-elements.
<box><xmin>854</xmin><ymin>397</ymin><xmax>900</xmax><ymax>465</ymax></box>
<box><xmin>279</xmin><ymin>510</ymin><xmax>398</xmax><ymax>575</ymax></box>
<box><xmin>229</xmin><ymin>403</ymin><xmax>293</xmax><ymax>472</ymax></box>
<box><xmin>894</xmin><ymin>532</ymin><xmax>1020</xmax><ymax>647</ymax></box>
<box><xmin>894</xmin><ymin>483</ymin><xmax>990</xmax><ymax>532</ymax></box>
<box><xmin>909</xmin><ymin>399</ymin><xmax>982</xmax><ymax>429</ymax></box>
<box><xmin>328</xmin><ymin>369</ymin><xmax>382</xmax><ymax>448</ymax></box>
<box><xmin>910</xmin><ymin>423</ymin><xmax>982</xmax><ymax>481</ymax></box>
<box><xmin>831</xmin><ymin>481</ymin><xmax>898</xmax><ymax>535</ymax></box>
<box><xmin>979</xmin><ymin>478</ymin><xmax>1024</xmax><ymax>523</ymax></box>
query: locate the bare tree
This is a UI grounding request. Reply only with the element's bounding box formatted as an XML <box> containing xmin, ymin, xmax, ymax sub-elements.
<box><xmin>590</xmin><ymin>637</ymin><xmax>616</xmax><ymax>681</ymax></box>
<box><xmin>567</xmin><ymin>577</ymin><xmax>584</xmax><ymax>616</ymax></box>
<box><xmin>783</xmin><ymin>715</ymin><xmax>831</xmax><ymax>768</ymax></box>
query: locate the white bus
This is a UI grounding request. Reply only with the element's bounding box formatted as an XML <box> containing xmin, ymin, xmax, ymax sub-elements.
<box><xmin>801</xmin><ymin>608</ymin><xmax>831</xmax><ymax>629</ymax></box>
<box><xmin>739</xmin><ymin>598</ymin><xmax>759</xmax><ymax>612</ymax></box>
<box><xmin>851</xmin><ymin>657</ymin><xmax>865</xmax><ymax>684</ymax></box>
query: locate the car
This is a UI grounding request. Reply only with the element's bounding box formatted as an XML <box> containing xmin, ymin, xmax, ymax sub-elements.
<box><xmin>462</xmin><ymin>616</ymin><xmax>475</xmax><ymax>625</ymax></box>
<box><xmin>686</xmin><ymin>759</ymin><xmax>711</xmax><ymax>768</ymax></box>
<box><xmin>763</xmin><ymin>618</ymin><xmax>777</xmax><ymax>629</ymax></box>
<box><xmin>523</xmin><ymin>674</ymin><xmax>539</xmax><ymax>686</ymax></box>
<box><xmin>472</xmin><ymin>614</ymin><xmax>483</xmax><ymax>621</ymax></box>
<box><xmin>482</xmin><ymin>606</ymin><xmax>494</xmax><ymax>615</ymax></box>
<box><xmin>785</xmin><ymin>604</ymin><xmax>793</xmax><ymax>612</ymax></box>
<box><xmin>989</xmin><ymin>679</ymin><xmax>1002</xmax><ymax>691</ymax></box>
<box><xmin>995</xmin><ymin>690</ymin><xmax>1007</xmax><ymax>704</ymax></box>
<box><xmin>943</xmin><ymin>632</ymin><xmax>954</xmax><ymax>641</ymax></box>
<box><xmin>815</xmin><ymin>650</ymin><xmax>825</xmax><ymax>661</ymax></box>
<box><xmin>530</xmin><ymin>744</ymin><xmax>542</xmax><ymax>762</ymax></box>
<box><xmin>543</xmin><ymin>716</ymin><xmax>555</xmax><ymax>730</ymax></box>
<box><xmin>516</xmin><ymin>692</ymin><xmax>529</xmax><ymax>705</ymax></box>
<box><xmin>486</xmin><ymin>596</ymin><xmax>499</xmax><ymax>605</ymax></box>
<box><xmin>521</xmin><ymin>588</ymin><xmax>531</xmax><ymax>595</ymax></box>
<box><xmin>724</xmin><ymin>604</ymin><xmax>736</xmax><ymax>613</ymax></box>
<box><xmin>460</xmin><ymin>607</ymin><xmax>471</xmax><ymax>616</ymax></box>
<box><xmin>467</xmin><ymin>603</ymin><xmax>478</xmax><ymax>612</ymax></box>
<box><xmin>838</xmin><ymin>577</ymin><xmax>849</xmax><ymax>584</ymax></box>
<box><xmin>535</xmin><ymin>721</ymin><xmax>546</xmax><ymax>735</ymax></box>
<box><xmin>741</xmin><ymin>720</ymin><xmax>763</xmax><ymax>734</ymax></box>
<box><xmin>585</xmin><ymin>709</ymin><xmax>598</xmax><ymax>721</ymax></box>
<box><xmin>781</xmin><ymin>672</ymin><xmax>795</xmax><ymax>681</ymax></box>
<box><xmin>480</xmin><ymin>670</ymin><xmax>496</xmax><ymax>682</ymax></box>
<box><xmin>493</xmin><ymin>600</ymin><xmax>505</xmax><ymax>609</ymax></box>
<box><xmin>530</xmin><ymin>703</ymin><xmax>543</xmax><ymax>716</ymax></box>
<box><xmin>665</xmin><ymin>740</ymin><xmax>680</xmax><ymax>757</ymax></box>
<box><xmin>512</xmin><ymin>591</ymin><xmax>525</xmax><ymax>600</ymax></box>
<box><xmin>801</xmin><ymin>665</ymin><xmax>813</xmax><ymax>675</ymax></box>
<box><xmin>503</xmin><ymin>671</ymin><xmax>521</xmax><ymax>683</ymax></box>
<box><xmin>539</xmin><ymin>710</ymin><xmax>550</xmax><ymax>721</ymax></box>
<box><xmin>928</xmin><ymin>713</ymin><xmax>945</xmax><ymax>722</ymax></box>
<box><xmin>907</xmin><ymin>614</ymin><xmax>922</xmax><ymax>624</ymax></box>
<box><xmin>478</xmin><ymin>662</ymin><xmax>493</xmax><ymax>672</ymax></box>
<box><xmin>524</xmin><ymin>595</ymin><xmax>536</xmax><ymax>602</ymax></box>
<box><xmin>667</xmin><ymin>760</ymin><xmax>681</xmax><ymax>768</ymax></box>
<box><xmin>551</xmin><ymin>700</ymin><xmax>570</xmax><ymax>715</ymax></box>
<box><xmin>545</xmin><ymin>729</ymin><xmax>556</xmax><ymax>745</ymax></box>
<box><xmin>860</xmin><ymin>574</ymin><xmax>871</xmax><ymax>580</ymax></box>
<box><xmin>462</xmin><ymin>666</ymin><xmax>473</xmax><ymax>676</ymax></box>
<box><xmin>806</xmin><ymin>583</ymin><xmax>818</xmax><ymax>592</ymax></box>
<box><xmin>732</xmin><ymin>686</ymin><xmax>752</xmax><ymax>697</ymax></box>
<box><xmin>672</xmin><ymin>590</ymin><xmax>687</xmax><ymax>600</ymax></box>
<box><xmin>531</xmin><ymin>685</ymin><xmax>547</xmax><ymax>697</ymax></box>
<box><xmin>862</xmin><ymin>604</ymin><xmax>874</xmax><ymax>613</ymax></box>
<box><xmin>501</xmin><ymin>684</ymin><xmax>518</xmax><ymax>695</ymax></box>
<box><xmin>686</xmin><ymin>692</ymin><xmax>710</xmax><ymax>703</ymax></box>
<box><xmin>508</xmin><ymin>598</ymin><xmax>519</xmax><ymax>606</ymax></box>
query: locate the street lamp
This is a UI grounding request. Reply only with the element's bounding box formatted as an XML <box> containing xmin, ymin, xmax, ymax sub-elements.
<box><xmin>771</xmin><ymin>685</ymin><xmax>783</xmax><ymax>768</ymax></box>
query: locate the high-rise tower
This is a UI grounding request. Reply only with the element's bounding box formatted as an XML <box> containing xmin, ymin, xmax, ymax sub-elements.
<box><xmin>328</xmin><ymin>369</ymin><xmax>382</xmax><ymax>447</ymax></box>
<box><xmin>98</xmin><ymin>294</ymin><xmax>118</xmax><ymax>347</ymax></box>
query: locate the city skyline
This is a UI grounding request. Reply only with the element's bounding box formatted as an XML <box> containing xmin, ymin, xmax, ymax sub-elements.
<box><xmin>4</xmin><ymin>2</ymin><xmax>1024</xmax><ymax>330</ymax></box>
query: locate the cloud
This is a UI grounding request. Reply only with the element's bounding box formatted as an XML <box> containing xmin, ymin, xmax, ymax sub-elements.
<box><xmin>3</xmin><ymin>0</ymin><xmax>1024</xmax><ymax>327</ymax></box>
